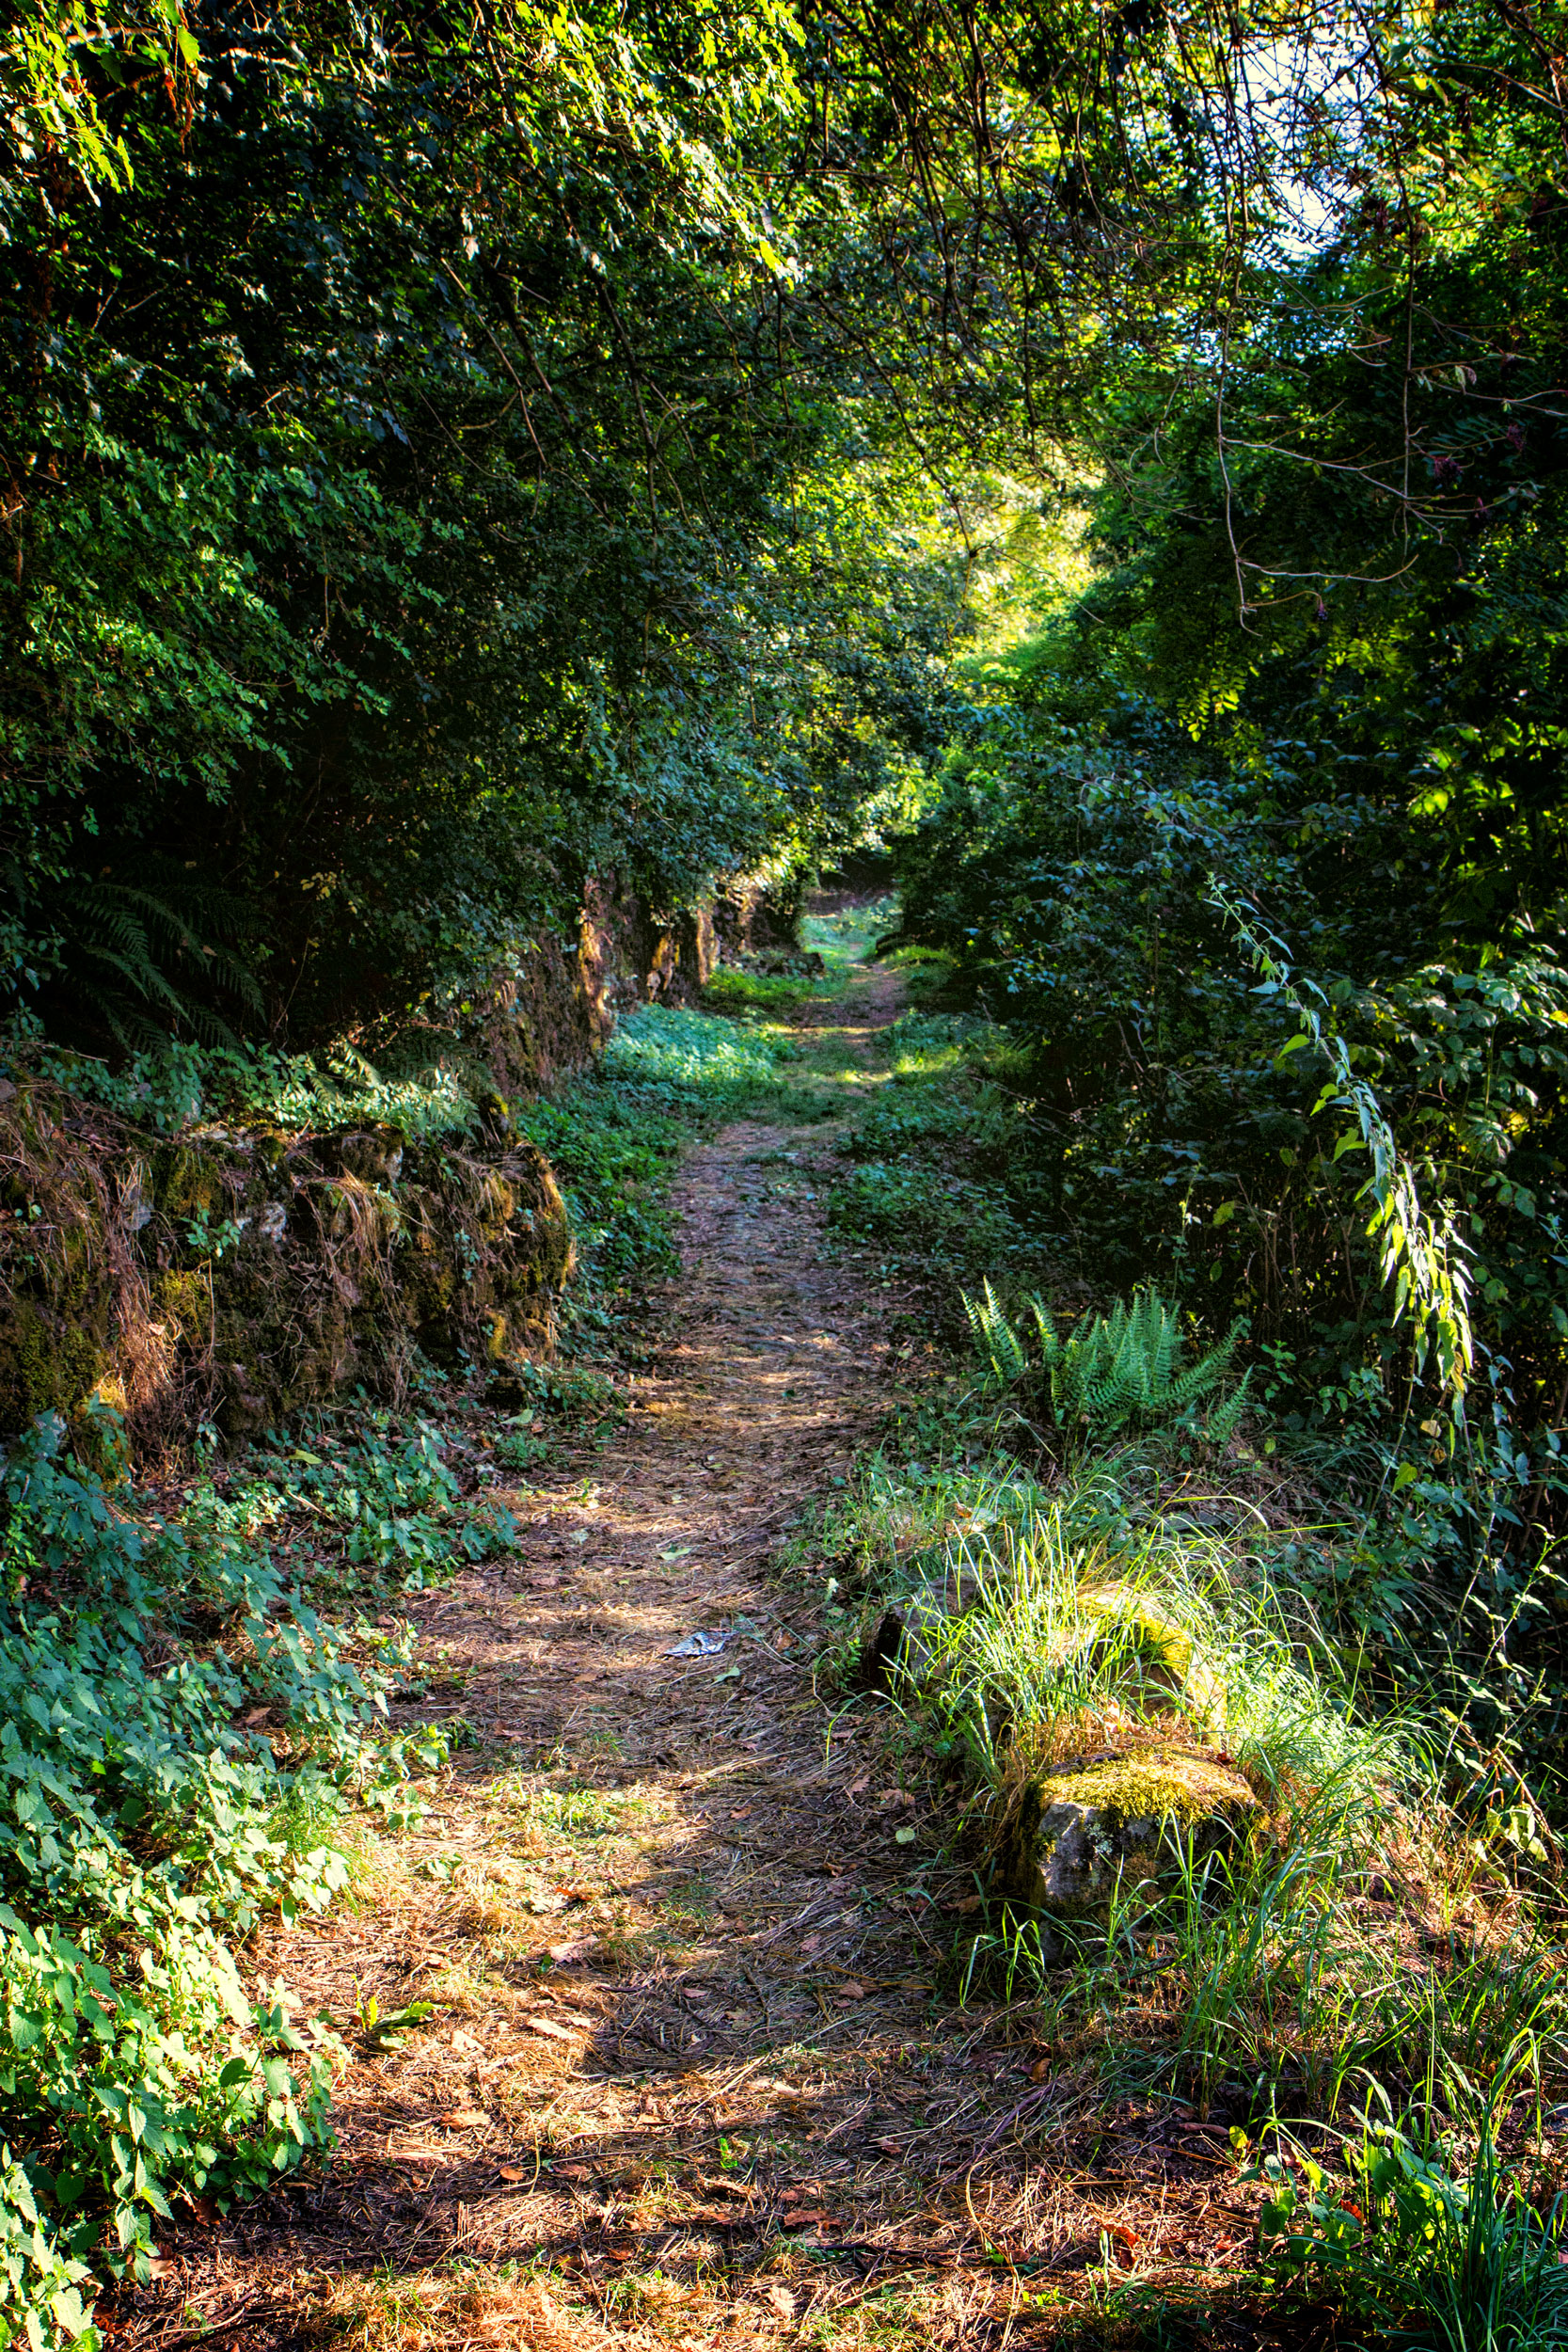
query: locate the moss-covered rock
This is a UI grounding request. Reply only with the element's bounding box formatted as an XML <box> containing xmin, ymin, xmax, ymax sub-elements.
<box><xmin>0</xmin><ymin>1084</ymin><xmax>577</xmax><ymax>1456</ymax></box>
<box><xmin>995</xmin><ymin>1747</ymin><xmax>1259</xmax><ymax>1918</ymax></box>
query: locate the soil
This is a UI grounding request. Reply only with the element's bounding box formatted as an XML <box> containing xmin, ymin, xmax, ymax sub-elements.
<box><xmin>116</xmin><ymin>955</ymin><xmax>1269</xmax><ymax>2352</ymax></box>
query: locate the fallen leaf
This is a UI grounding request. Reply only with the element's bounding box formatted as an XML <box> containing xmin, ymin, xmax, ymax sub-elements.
<box><xmin>784</xmin><ymin>2209</ymin><xmax>830</xmax><ymax>2230</ymax></box>
<box><xmin>894</xmin><ymin>1825</ymin><xmax>917</xmax><ymax>1846</ymax></box>
<box><xmin>546</xmin><ymin>1936</ymin><xmax>594</xmax><ymax>1963</ymax></box>
<box><xmin>146</xmin><ymin>2254</ymin><xmax>177</xmax><ymax>2280</ymax></box>
<box><xmin>845</xmin><ymin>1771</ymin><xmax>872</xmax><ymax>1798</ymax></box>
<box><xmin>876</xmin><ymin>2137</ymin><xmax>903</xmax><ymax>2155</ymax></box>
<box><xmin>451</xmin><ymin>2027</ymin><xmax>483</xmax><ymax>2055</ymax></box>
<box><xmin>241</xmin><ymin>1706</ymin><xmax>270</xmax><ymax>1728</ymax></box>
<box><xmin>728</xmin><ymin>1806</ymin><xmax>752</xmax><ymax>1820</ymax></box>
<box><xmin>523</xmin><ymin>2013</ymin><xmax>579</xmax><ymax>2042</ymax></box>
<box><xmin>953</xmin><ymin>1893</ymin><xmax>984</xmax><ymax>1915</ymax></box>
<box><xmin>499</xmin><ymin>2166</ymin><xmax>530</xmax><ymax>2184</ymax></box>
<box><xmin>437</xmin><ymin>2108</ymin><xmax>488</xmax><ymax>2130</ymax></box>
<box><xmin>767</xmin><ymin>2286</ymin><xmax>797</xmax><ymax>2319</ymax></box>
<box><xmin>1029</xmin><ymin>2057</ymin><xmax>1053</xmax><ymax>2083</ymax></box>
<box><xmin>837</xmin><ymin>1979</ymin><xmax>869</xmax><ymax>2001</ymax></box>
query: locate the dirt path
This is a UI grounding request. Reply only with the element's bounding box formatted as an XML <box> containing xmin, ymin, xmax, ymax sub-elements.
<box><xmin>127</xmin><ymin>956</ymin><xmax>1255</xmax><ymax>2352</ymax></box>
<box><xmin>128</xmin><ymin>961</ymin><xmax>966</xmax><ymax>2344</ymax></box>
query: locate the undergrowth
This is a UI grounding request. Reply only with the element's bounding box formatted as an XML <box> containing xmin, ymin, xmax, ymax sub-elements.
<box><xmin>812</xmin><ymin>1416</ymin><xmax>1568</xmax><ymax>2336</ymax></box>
<box><xmin>824</xmin><ymin>1009</ymin><xmax>1038</xmax><ymax>1303</ymax></box>
<box><xmin>0</xmin><ymin>1412</ymin><xmax>420</xmax><ymax>2344</ymax></box>
<box><xmin>810</xmin><ymin>1241</ymin><xmax>1568</xmax><ymax>2341</ymax></box>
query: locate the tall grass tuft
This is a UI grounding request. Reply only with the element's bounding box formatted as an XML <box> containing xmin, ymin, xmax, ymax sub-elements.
<box><xmin>828</xmin><ymin>1452</ymin><xmax>1557</xmax><ymax>2122</ymax></box>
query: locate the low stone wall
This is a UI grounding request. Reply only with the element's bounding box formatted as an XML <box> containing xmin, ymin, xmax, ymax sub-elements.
<box><xmin>461</xmin><ymin>878</ymin><xmax>721</xmax><ymax>1102</ymax></box>
<box><xmin>0</xmin><ymin>1087</ymin><xmax>572</xmax><ymax>1454</ymax></box>
<box><xmin>0</xmin><ymin>869</ymin><xmax>738</xmax><ymax>1457</ymax></box>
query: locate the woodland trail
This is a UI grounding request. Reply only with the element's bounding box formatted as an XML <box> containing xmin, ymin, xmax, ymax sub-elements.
<box><xmin>122</xmin><ymin>951</ymin><xmax>1257</xmax><ymax>2352</ymax></box>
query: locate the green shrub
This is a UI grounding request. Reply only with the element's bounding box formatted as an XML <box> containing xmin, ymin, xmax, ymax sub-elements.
<box><xmin>239</xmin><ymin>1419</ymin><xmax>516</xmax><ymax>1591</ymax></box>
<box><xmin>0</xmin><ymin>1408</ymin><xmax>460</xmax><ymax>2334</ymax></box>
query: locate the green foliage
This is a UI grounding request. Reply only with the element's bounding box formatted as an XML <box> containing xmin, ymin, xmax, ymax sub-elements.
<box><xmin>599</xmin><ymin>1006</ymin><xmax>785</xmax><ymax>1104</ymax></box>
<box><xmin>1</xmin><ymin>0</ymin><xmax>962</xmax><ymax>1055</ymax></box>
<box><xmin>238</xmin><ymin>1420</ymin><xmax>516</xmax><ymax>1592</ymax></box>
<box><xmin>825</xmin><ymin>1011</ymin><xmax>1033</xmax><ymax>1293</ymax></box>
<box><xmin>0</xmin><ymin>1409</ymin><xmax>417</xmax><ymax>2332</ymax></box>
<box><xmin>1249</xmin><ymin>2095</ymin><xmax>1568</xmax><ymax>2350</ymax></box>
<box><xmin>0</xmin><ymin>1335</ymin><xmax>560</xmax><ymax>2343</ymax></box>
<box><xmin>964</xmin><ymin>1281</ymin><xmax>1249</xmax><ymax>1450</ymax></box>
<box><xmin>896</xmin><ymin>687</ymin><xmax>1568</xmax><ymax>1804</ymax></box>
<box><xmin>702</xmin><ymin>967</ymin><xmax>831</xmax><ymax>1016</ymax></box>
<box><xmin>20</xmin><ymin>1039</ymin><xmax>482</xmax><ymax>1144</ymax></box>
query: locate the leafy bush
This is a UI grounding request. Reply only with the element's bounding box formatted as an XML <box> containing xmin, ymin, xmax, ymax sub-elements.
<box><xmin>0</xmin><ymin>1408</ymin><xmax>462</xmax><ymax>2336</ymax></box>
<box><xmin>702</xmin><ymin>968</ymin><xmax>832</xmax><ymax>1015</ymax></box>
<box><xmin>827</xmin><ymin>1161</ymin><xmax>1023</xmax><ymax>1277</ymax></box>
<box><xmin>238</xmin><ymin>1420</ymin><xmax>517</xmax><ymax>1590</ymax></box>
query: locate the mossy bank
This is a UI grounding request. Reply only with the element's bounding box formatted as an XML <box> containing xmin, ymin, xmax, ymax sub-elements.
<box><xmin>0</xmin><ymin>1081</ymin><xmax>573</xmax><ymax>1454</ymax></box>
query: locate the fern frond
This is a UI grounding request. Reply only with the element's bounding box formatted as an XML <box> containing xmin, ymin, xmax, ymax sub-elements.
<box><xmin>1033</xmin><ymin>1285</ymin><xmax>1253</xmax><ymax>1453</ymax></box>
<box><xmin>964</xmin><ymin>1280</ymin><xmax>1029</xmax><ymax>1390</ymax></box>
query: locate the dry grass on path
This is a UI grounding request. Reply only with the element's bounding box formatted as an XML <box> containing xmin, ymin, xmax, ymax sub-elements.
<box><xmin>112</xmin><ymin>964</ymin><xmax>1271</xmax><ymax>2352</ymax></box>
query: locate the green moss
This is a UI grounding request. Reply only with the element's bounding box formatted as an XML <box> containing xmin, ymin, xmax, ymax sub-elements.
<box><xmin>1043</xmin><ymin>1749</ymin><xmax>1249</xmax><ymax>1828</ymax></box>
<box><xmin>996</xmin><ymin>1746</ymin><xmax>1258</xmax><ymax>1918</ymax></box>
<box><xmin>1072</xmin><ymin>1582</ymin><xmax>1194</xmax><ymax>1680</ymax></box>
<box><xmin>5</xmin><ymin>1301</ymin><xmax>104</xmax><ymax>1422</ymax></box>
<box><xmin>2</xmin><ymin>1084</ymin><xmax>578</xmax><ymax>1454</ymax></box>
<box><xmin>151</xmin><ymin>1146</ymin><xmax>223</xmax><ymax>1218</ymax></box>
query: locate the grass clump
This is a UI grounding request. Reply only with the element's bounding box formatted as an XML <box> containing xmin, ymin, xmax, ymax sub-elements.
<box><xmin>819</xmin><ymin>1438</ymin><xmax>1554</xmax><ymax>2135</ymax></box>
<box><xmin>1248</xmin><ymin>2084</ymin><xmax>1568</xmax><ymax>2352</ymax></box>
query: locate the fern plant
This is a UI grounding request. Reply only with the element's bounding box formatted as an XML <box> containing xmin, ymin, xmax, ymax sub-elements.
<box><xmin>25</xmin><ymin>863</ymin><xmax>262</xmax><ymax>1054</ymax></box>
<box><xmin>964</xmin><ymin>1280</ymin><xmax>1250</xmax><ymax>1450</ymax></box>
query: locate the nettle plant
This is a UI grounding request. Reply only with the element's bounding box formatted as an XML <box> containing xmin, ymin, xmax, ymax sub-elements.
<box><xmin>0</xmin><ymin>1411</ymin><xmax>442</xmax><ymax>2344</ymax></box>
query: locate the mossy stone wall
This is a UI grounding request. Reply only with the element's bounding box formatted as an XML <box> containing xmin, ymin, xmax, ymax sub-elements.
<box><xmin>0</xmin><ymin>1089</ymin><xmax>573</xmax><ymax>1454</ymax></box>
